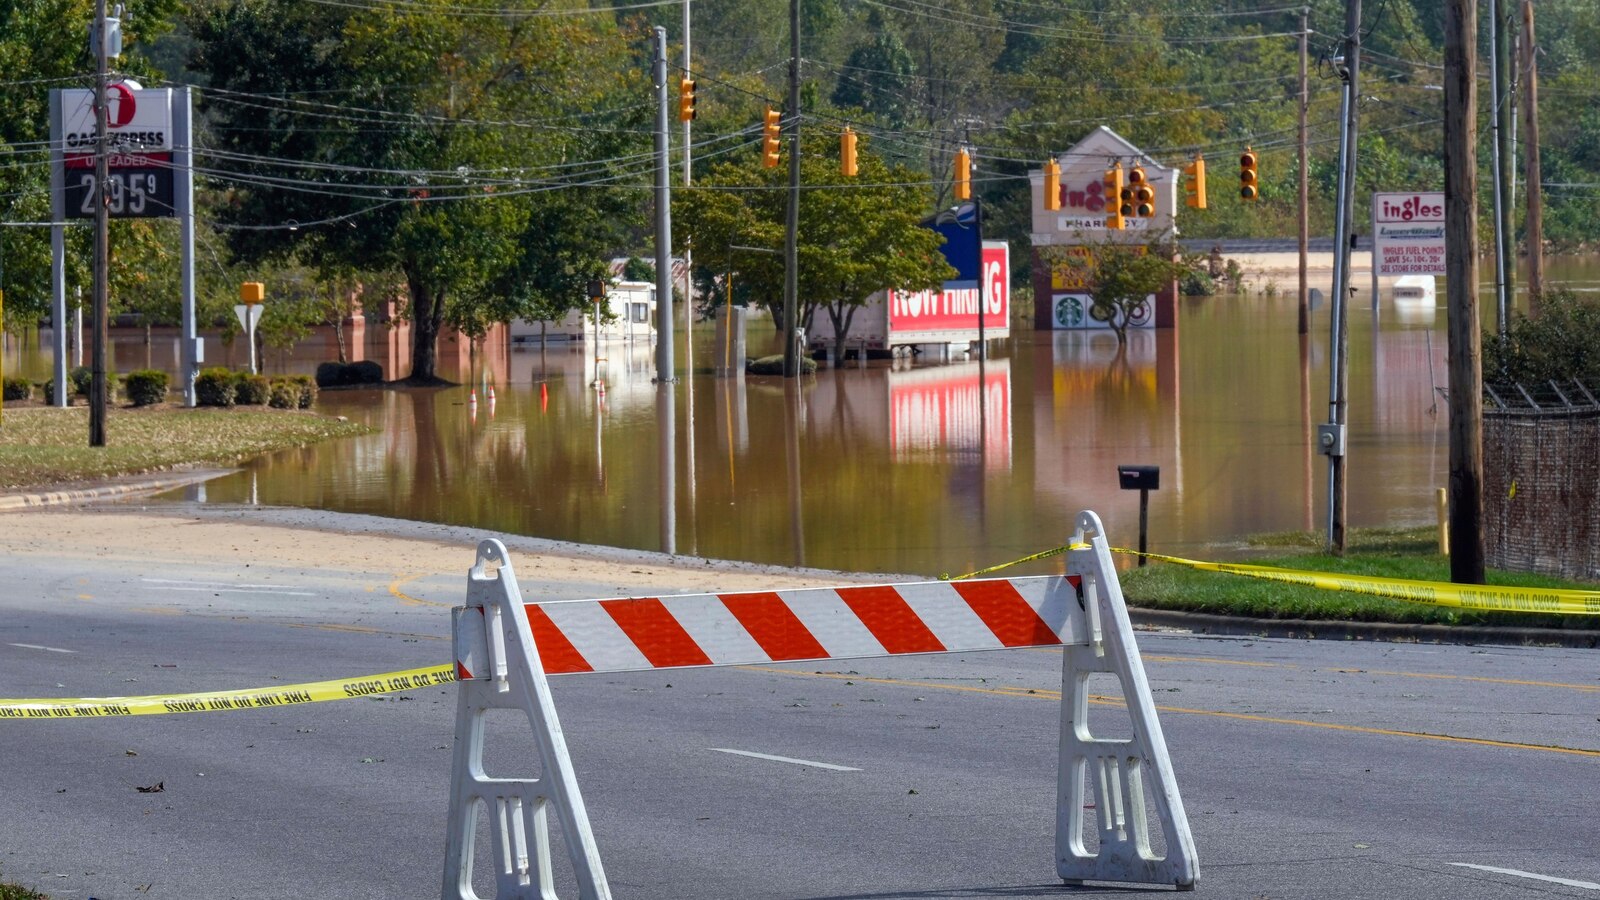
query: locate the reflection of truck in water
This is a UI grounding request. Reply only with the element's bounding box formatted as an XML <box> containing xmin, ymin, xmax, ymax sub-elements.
<box><xmin>805</xmin><ymin>241</ymin><xmax>1009</xmax><ymax>358</ymax></box>
<box><xmin>508</xmin><ymin>281</ymin><xmax>656</xmax><ymax>344</ymax></box>
<box><xmin>804</xmin><ymin>358</ymin><xmax>1012</xmax><ymax>471</ymax></box>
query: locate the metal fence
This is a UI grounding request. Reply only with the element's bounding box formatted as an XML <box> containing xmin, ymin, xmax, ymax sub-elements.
<box><xmin>1484</xmin><ymin>380</ymin><xmax>1600</xmax><ymax>580</ymax></box>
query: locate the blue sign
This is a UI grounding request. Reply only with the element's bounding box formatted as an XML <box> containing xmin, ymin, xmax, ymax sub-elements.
<box><xmin>922</xmin><ymin>201</ymin><xmax>981</xmax><ymax>287</ymax></box>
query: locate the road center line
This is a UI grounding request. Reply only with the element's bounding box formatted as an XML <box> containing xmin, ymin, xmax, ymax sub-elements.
<box><xmin>9</xmin><ymin>643</ymin><xmax>76</xmax><ymax>654</ymax></box>
<box><xmin>389</xmin><ymin>573</ymin><xmax>450</xmax><ymax>607</ymax></box>
<box><xmin>709</xmin><ymin>748</ymin><xmax>861</xmax><ymax>772</ymax></box>
<box><xmin>158</xmin><ymin>587</ymin><xmax>316</xmax><ymax>596</ymax></box>
<box><xmin>740</xmin><ymin>666</ymin><xmax>1600</xmax><ymax>758</ymax></box>
<box><xmin>1448</xmin><ymin>863</ymin><xmax>1600</xmax><ymax>889</ymax></box>
<box><xmin>143</xmin><ymin>578</ymin><xmax>295</xmax><ymax>589</ymax></box>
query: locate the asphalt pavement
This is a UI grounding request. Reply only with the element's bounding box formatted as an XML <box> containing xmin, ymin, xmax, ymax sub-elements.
<box><xmin>2</xmin><ymin>510</ymin><xmax>1597</xmax><ymax>899</ymax></box>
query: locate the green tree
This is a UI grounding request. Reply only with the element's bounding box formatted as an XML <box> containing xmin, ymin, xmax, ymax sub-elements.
<box><xmin>0</xmin><ymin>0</ymin><xmax>179</xmax><ymax>328</ymax></box>
<box><xmin>676</xmin><ymin>139</ymin><xmax>953</xmax><ymax>361</ymax></box>
<box><xmin>1051</xmin><ymin>239</ymin><xmax>1192</xmax><ymax>345</ymax></box>
<box><xmin>189</xmin><ymin>0</ymin><xmax>641</xmax><ymax>383</ymax></box>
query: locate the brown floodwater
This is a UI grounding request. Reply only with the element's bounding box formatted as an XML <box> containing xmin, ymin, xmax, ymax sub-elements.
<box><xmin>9</xmin><ymin>260</ymin><xmax>1598</xmax><ymax>577</ymax></box>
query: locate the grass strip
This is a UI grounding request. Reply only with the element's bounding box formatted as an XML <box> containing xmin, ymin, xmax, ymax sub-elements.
<box><xmin>0</xmin><ymin>873</ymin><xmax>48</xmax><ymax>900</ymax></box>
<box><xmin>0</xmin><ymin>406</ymin><xmax>369</xmax><ymax>491</ymax></box>
<box><xmin>1120</xmin><ymin>527</ymin><xmax>1600</xmax><ymax>630</ymax></box>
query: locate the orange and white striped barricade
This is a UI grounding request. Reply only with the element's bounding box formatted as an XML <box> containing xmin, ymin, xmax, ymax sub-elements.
<box><xmin>444</xmin><ymin>509</ymin><xmax>1197</xmax><ymax>898</ymax></box>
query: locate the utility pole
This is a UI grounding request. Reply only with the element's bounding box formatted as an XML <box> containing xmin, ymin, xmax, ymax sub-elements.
<box><xmin>90</xmin><ymin>0</ymin><xmax>111</xmax><ymax>447</ymax></box>
<box><xmin>1488</xmin><ymin>0</ymin><xmax>1514</xmax><ymax>336</ymax></box>
<box><xmin>652</xmin><ymin>27</ymin><xmax>675</xmax><ymax>384</ymax></box>
<box><xmin>1444</xmin><ymin>0</ymin><xmax>1486</xmax><ymax>584</ymax></box>
<box><xmin>681</xmin><ymin>0</ymin><xmax>697</xmax><ymax>549</ymax></box>
<box><xmin>1520</xmin><ymin>0</ymin><xmax>1543</xmax><ymax>313</ymax></box>
<box><xmin>681</xmin><ymin>0</ymin><xmax>694</xmax><ymax>369</ymax></box>
<box><xmin>1322</xmin><ymin>0</ymin><xmax>1361</xmax><ymax>554</ymax></box>
<box><xmin>780</xmin><ymin>0</ymin><xmax>801</xmax><ymax>378</ymax></box>
<box><xmin>1297</xmin><ymin>6</ymin><xmax>1311</xmax><ymax>337</ymax></box>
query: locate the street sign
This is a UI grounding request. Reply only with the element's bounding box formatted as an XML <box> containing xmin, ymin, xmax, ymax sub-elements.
<box><xmin>1371</xmin><ymin>192</ymin><xmax>1446</xmax><ymax>277</ymax></box>
<box><xmin>234</xmin><ymin>303</ymin><xmax>264</xmax><ymax>375</ymax></box>
<box><xmin>56</xmin><ymin>86</ymin><xmax>177</xmax><ymax>221</ymax></box>
<box><xmin>233</xmin><ymin>303</ymin><xmax>263</xmax><ymax>332</ymax></box>
<box><xmin>63</xmin><ymin>167</ymin><xmax>174</xmax><ymax>218</ymax></box>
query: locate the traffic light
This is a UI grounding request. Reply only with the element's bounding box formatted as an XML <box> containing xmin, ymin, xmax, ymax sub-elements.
<box><xmin>1240</xmin><ymin>146</ymin><xmax>1259</xmax><ymax>201</ymax></box>
<box><xmin>841</xmin><ymin>127</ymin><xmax>858</xmax><ymax>177</ymax></box>
<box><xmin>1183</xmin><ymin>155</ymin><xmax>1208</xmax><ymax>209</ymax></box>
<box><xmin>1042</xmin><ymin>159</ymin><xmax>1061</xmax><ymax>211</ymax></box>
<box><xmin>953</xmin><ymin>147</ymin><xmax>972</xmax><ymax>201</ymax></box>
<box><xmin>762</xmin><ymin>106</ymin><xmax>782</xmax><ymax>168</ymax></box>
<box><xmin>678</xmin><ymin>78</ymin><xmax>697</xmax><ymax>122</ymax></box>
<box><xmin>1129</xmin><ymin>165</ymin><xmax>1155</xmax><ymax>217</ymax></box>
<box><xmin>1103</xmin><ymin>163</ymin><xmax>1126</xmax><ymax>230</ymax></box>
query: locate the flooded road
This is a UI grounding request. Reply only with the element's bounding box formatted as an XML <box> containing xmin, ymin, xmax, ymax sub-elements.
<box><xmin>10</xmin><ymin>260</ymin><xmax>1594</xmax><ymax>578</ymax></box>
<box><xmin>163</xmin><ymin>295</ymin><xmax>1447</xmax><ymax>578</ymax></box>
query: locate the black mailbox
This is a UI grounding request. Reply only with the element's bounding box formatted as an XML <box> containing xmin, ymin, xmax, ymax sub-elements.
<box><xmin>1117</xmin><ymin>465</ymin><xmax>1160</xmax><ymax>492</ymax></box>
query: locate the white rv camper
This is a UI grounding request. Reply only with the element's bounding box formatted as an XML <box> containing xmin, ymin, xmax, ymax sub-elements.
<box><xmin>509</xmin><ymin>281</ymin><xmax>656</xmax><ymax>344</ymax></box>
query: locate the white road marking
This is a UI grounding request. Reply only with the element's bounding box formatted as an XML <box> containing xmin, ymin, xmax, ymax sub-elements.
<box><xmin>9</xmin><ymin>643</ymin><xmax>76</xmax><ymax>654</ymax></box>
<box><xmin>709</xmin><ymin>749</ymin><xmax>861</xmax><ymax>772</ymax></box>
<box><xmin>141</xmin><ymin>579</ymin><xmax>314</xmax><ymax>596</ymax></box>
<box><xmin>1449</xmin><ymin>863</ymin><xmax>1600</xmax><ymax>889</ymax></box>
<box><xmin>159</xmin><ymin>587</ymin><xmax>316</xmax><ymax>596</ymax></box>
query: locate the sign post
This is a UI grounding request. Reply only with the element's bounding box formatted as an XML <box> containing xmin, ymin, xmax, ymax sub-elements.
<box><xmin>1370</xmin><ymin>191</ymin><xmax>1447</xmax><ymax>309</ymax></box>
<box><xmin>236</xmin><ymin>282</ymin><xmax>265</xmax><ymax>375</ymax></box>
<box><xmin>50</xmin><ymin>82</ymin><xmax>194</xmax><ymax>406</ymax></box>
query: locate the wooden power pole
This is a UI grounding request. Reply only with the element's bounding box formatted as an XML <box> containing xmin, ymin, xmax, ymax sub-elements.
<box><xmin>1297</xmin><ymin>6</ymin><xmax>1310</xmax><ymax>337</ymax></box>
<box><xmin>1444</xmin><ymin>0</ymin><xmax>1486</xmax><ymax>584</ymax></box>
<box><xmin>1521</xmin><ymin>0</ymin><xmax>1544</xmax><ymax>313</ymax></box>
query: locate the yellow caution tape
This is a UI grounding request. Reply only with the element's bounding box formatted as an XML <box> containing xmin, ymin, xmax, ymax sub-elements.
<box><xmin>1119</xmin><ymin>549</ymin><xmax>1600</xmax><ymax>616</ymax></box>
<box><xmin>939</xmin><ymin>543</ymin><xmax>1079</xmax><ymax>582</ymax></box>
<box><xmin>0</xmin><ymin>663</ymin><xmax>458</xmax><ymax>720</ymax></box>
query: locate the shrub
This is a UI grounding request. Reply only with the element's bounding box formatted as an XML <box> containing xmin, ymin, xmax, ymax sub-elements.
<box><xmin>43</xmin><ymin>378</ymin><xmax>61</xmax><ymax>405</ymax></box>
<box><xmin>235</xmin><ymin>373</ymin><xmax>270</xmax><ymax>405</ymax></box>
<box><xmin>291</xmin><ymin>374</ymin><xmax>318</xmax><ymax>409</ymax></box>
<box><xmin>65</xmin><ymin>366</ymin><xmax>119</xmax><ymax>404</ymax></box>
<box><xmin>1180</xmin><ymin>269</ymin><xmax>1216</xmax><ymax>297</ymax></box>
<box><xmin>267</xmin><ymin>379</ymin><xmax>300</xmax><ymax>409</ymax></box>
<box><xmin>1485</xmin><ymin>289</ymin><xmax>1600</xmax><ymax>385</ymax></box>
<box><xmin>3</xmin><ymin>376</ymin><xmax>30</xmax><ymax>402</ymax></box>
<box><xmin>195</xmin><ymin>367</ymin><xmax>237</xmax><ymax>407</ymax></box>
<box><xmin>124</xmin><ymin>370</ymin><xmax>169</xmax><ymax>407</ymax></box>
<box><xmin>315</xmin><ymin>360</ymin><xmax>384</xmax><ymax>387</ymax></box>
<box><xmin>69</xmin><ymin>365</ymin><xmax>92</xmax><ymax>397</ymax></box>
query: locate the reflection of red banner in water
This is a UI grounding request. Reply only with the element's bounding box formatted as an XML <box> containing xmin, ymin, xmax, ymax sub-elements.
<box><xmin>889</xmin><ymin>367</ymin><xmax>1011</xmax><ymax>471</ymax></box>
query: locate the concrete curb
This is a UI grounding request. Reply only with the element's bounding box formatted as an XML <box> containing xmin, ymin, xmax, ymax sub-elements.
<box><xmin>0</xmin><ymin>470</ymin><xmax>235</xmax><ymax>511</ymax></box>
<box><xmin>1128</xmin><ymin>606</ymin><xmax>1600</xmax><ymax>649</ymax></box>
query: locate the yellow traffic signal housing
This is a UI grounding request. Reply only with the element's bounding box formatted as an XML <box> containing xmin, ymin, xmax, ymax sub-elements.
<box><xmin>678</xmin><ymin>78</ymin><xmax>697</xmax><ymax>122</ymax></box>
<box><xmin>841</xmin><ymin>127</ymin><xmax>858</xmax><ymax>177</ymax></box>
<box><xmin>1043</xmin><ymin>159</ymin><xmax>1061</xmax><ymax>211</ymax></box>
<box><xmin>762</xmin><ymin>106</ymin><xmax>782</xmax><ymax>168</ymax></box>
<box><xmin>1103</xmin><ymin>163</ymin><xmax>1126</xmax><ymax>230</ymax></box>
<box><xmin>953</xmin><ymin>147</ymin><xmax>972</xmax><ymax>201</ymax></box>
<box><xmin>1240</xmin><ymin>147</ymin><xmax>1259</xmax><ymax>201</ymax></box>
<box><xmin>1129</xmin><ymin>165</ymin><xmax>1154</xmax><ymax>217</ymax></box>
<box><xmin>1183</xmin><ymin>156</ymin><xmax>1208</xmax><ymax>209</ymax></box>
